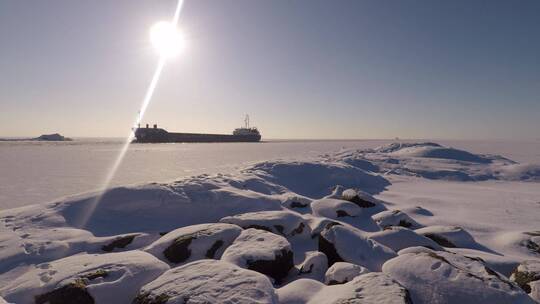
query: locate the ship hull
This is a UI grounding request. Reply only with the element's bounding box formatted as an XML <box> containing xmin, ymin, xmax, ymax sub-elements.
<box><xmin>133</xmin><ymin>128</ymin><xmax>261</xmax><ymax>143</ymax></box>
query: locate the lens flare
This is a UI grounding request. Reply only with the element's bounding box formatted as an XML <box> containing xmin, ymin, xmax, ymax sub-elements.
<box><xmin>150</xmin><ymin>21</ymin><xmax>186</xmax><ymax>58</ymax></box>
<box><xmin>73</xmin><ymin>0</ymin><xmax>185</xmax><ymax>229</ymax></box>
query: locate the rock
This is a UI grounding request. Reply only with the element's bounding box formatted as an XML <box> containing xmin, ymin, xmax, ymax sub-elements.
<box><xmin>0</xmin><ymin>297</ymin><xmax>7</xmax><ymax>304</ymax></box>
<box><xmin>522</xmin><ymin>231</ymin><xmax>540</xmax><ymax>255</ymax></box>
<box><xmin>324</xmin><ymin>262</ymin><xmax>370</xmax><ymax>285</ymax></box>
<box><xmin>134</xmin><ymin>259</ymin><xmax>278</xmax><ymax>304</ymax></box>
<box><xmin>278</xmin><ymin>273</ymin><xmax>412</xmax><ymax>303</ymax></box>
<box><xmin>221</xmin><ymin>228</ymin><xmax>294</xmax><ymax>284</ymax></box>
<box><xmin>34</xmin><ymin>133</ymin><xmax>72</xmax><ymax>141</ymax></box>
<box><xmin>368</xmin><ymin>226</ymin><xmax>443</xmax><ymax>252</ymax></box>
<box><xmin>281</xmin><ymin>194</ymin><xmax>312</xmax><ymax>210</ymax></box>
<box><xmin>101</xmin><ymin>234</ymin><xmax>139</xmax><ymax>252</ymax></box>
<box><xmin>510</xmin><ymin>260</ymin><xmax>540</xmax><ymax>301</ymax></box>
<box><xmin>0</xmin><ymin>251</ymin><xmax>168</xmax><ymax>304</ymax></box>
<box><xmin>415</xmin><ymin>225</ymin><xmax>477</xmax><ymax>248</ymax></box>
<box><xmin>327</xmin><ymin>187</ymin><xmax>387</xmax><ymax>216</ymax></box>
<box><xmin>220</xmin><ymin>210</ymin><xmax>311</xmax><ymax>238</ymax></box>
<box><xmin>383</xmin><ymin>250</ymin><xmax>534</xmax><ymax>304</ymax></box>
<box><xmin>372</xmin><ymin>210</ymin><xmax>423</xmax><ymax>229</ymax></box>
<box><xmin>295</xmin><ymin>251</ymin><xmax>328</xmax><ymax>282</ymax></box>
<box><xmin>311</xmin><ymin>198</ymin><xmax>362</xmax><ymax>219</ymax></box>
<box><xmin>318</xmin><ymin>223</ymin><xmax>396</xmax><ymax>271</ymax></box>
<box><xmin>144</xmin><ymin>223</ymin><xmax>242</xmax><ymax>265</ymax></box>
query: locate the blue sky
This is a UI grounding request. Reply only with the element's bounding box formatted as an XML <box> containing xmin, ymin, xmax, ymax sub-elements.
<box><xmin>1</xmin><ymin>0</ymin><xmax>539</xmax><ymax>139</ymax></box>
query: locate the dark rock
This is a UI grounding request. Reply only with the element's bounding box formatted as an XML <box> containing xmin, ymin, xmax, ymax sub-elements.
<box><xmin>101</xmin><ymin>234</ymin><xmax>138</xmax><ymax>252</ymax></box>
<box><xmin>336</xmin><ymin>210</ymin><xmax>351</xmax><ymax>217</ymax></box>
<box><xmin>423</xmin><ymin>233</ymin><xmax>456</xmax><ymax>248</ymax></box>
<box><xmin>318</xmin><ymin>229</ymin><xmax>344</xmax><ymax>267</ymax></box>
<box><xmin>163</xmin><ymin>234</ymin><xmax>193</xmax><ymax>264</ymax></box>
<box><xmin>290</xmin><ymin>201</ymin><xmax>309</xmax><ymax>208</ymax></box>
<box><xmin>246</xmin><ymin>249</ymin><xmax>293</xmax><ymax>284</ymax></box>
<box><xmin>205</xmin><ymin>240</ymin><xmax>223</xmax><ymax>259</ymax></box>
<box><xmin>343</xmin><ymin>194</ymin><xmax>376</xmax><ymax>208</ymax></box>
<box><xmin>510</xmin><ymin>260</ymin><xmax>540</xmax><ymax>295</ymax></box>
<box><xmin>132</xmin><ymin>292</ymin><xmax>170</xmax><ymax>304</ymax></box>
<box><xmin>35</xmin><ymin>279</ymin><xmax>94</xmax><ymax>304</ymax></box>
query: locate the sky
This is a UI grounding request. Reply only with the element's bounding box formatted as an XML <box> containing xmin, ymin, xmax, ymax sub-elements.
<box><xmin>1</xmin><ymin>0</ymin><xmax>539</xmax><ymax>140</ymax></box>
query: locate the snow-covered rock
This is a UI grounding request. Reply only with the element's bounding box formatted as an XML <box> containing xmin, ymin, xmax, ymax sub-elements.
<box><xmin>383</xmin><ymin>250</ymin><xmax>534</xmax><ymax>304</ymax></box>
<box><xmin>294</xmin><ymin>251</ymin><xmax>328</xmax><ymax>282</ymax></box>
<box><xmin>318</xmin><ymin>223</ymin><xmax>396</xmax><ymax>270</ymax></box>
<box><xmin>368</xmin><ymin>226</ymin><xmax>443</xmax><ymax>252</ymax></box>
<box><xmin>415</xmin><ymin>225</ymin><xmax>477</xmax><ymax>248</ymax></box>
<box><xmin>278</xmin><ymin>272</ymin><xmax>412</xmax><ymax>303</ymax></box>
<box><xmin>310</xmin><ymin>198</ymin><xmax>362</xmax><ymax>219</ymax></box>
<box><xmin>276</xmin><ymin>279</ymin><xmax>325</xmax><ymax>303</ymax></box>
<box><xmin>220</xmin><ymin>210</ymin><xmax>310</xmax><ymax>238</ymax></box>
<box><xmin>144</xmin><ymin>223</ymin><xmax>242</xmax><ymax>265</ymax></box>
<box><xmin>0</xmin><ymin>251</ymin><xmax>168</xmax><ymax>304</ymax></box>
<box><xmin>340</xmin><ymin>188</ymin><xmax>387</xmax><ymax>215</ymax></box>
<box><xmin>510</xmin><ymin>260</ymin><xmax>540</xmax><ymax>302</ymax></box>
<box><xmin>134</xmin><ymin>259</ymin><xmax>278</xmax><ymax>304</ymax></box>
<box><xmin>372</xmin><ymin>209</ymin><xmax>423</xmax><ymax>229</ymax></box>
<box><xmin>222</xmin><ymin>228</ymin><xmax>294</xmax><ymax>283</ymax></box>
<box><xmin>324</xmin><ymin>262</ymin><xmax>370</xmax><ymax>285</ymax></box>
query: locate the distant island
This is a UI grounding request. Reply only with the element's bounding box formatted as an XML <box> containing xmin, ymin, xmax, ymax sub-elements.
<box><xmin>0</xmin><ymin>133</ymin><xmax>72</xmax><ymax>142</ymax></box>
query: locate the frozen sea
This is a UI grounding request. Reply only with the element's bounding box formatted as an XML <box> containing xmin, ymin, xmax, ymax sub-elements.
<box><xmin>1</xmin><ymin>138</ymin><xmax>539</xmax><ymax>209</ymax></box>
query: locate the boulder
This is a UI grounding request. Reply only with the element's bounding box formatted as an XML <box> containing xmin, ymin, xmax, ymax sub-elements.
<box><xmin>220</xmin><ymin>210</ymin><xmax>310</xmax><ymax>238</ymax></box>
<box><xmin>325</xmin><ymin>187</ymin><xmax>387</xmax><ymax>216</ymax></box>
<box><xmin>278</xmin><ymin>273</ymin><xmax>412</xmax><ymax>303</ymax></box>
<box><xmin>383</xmin><ymin>250</ymin><xmax>534</xmax><ymax>304</ymax></box>
<box><xmin>318</xmin><ymin>223</ymin><xmax>396</xmax><ymax>270</ymax></box>
<box><xmin>295</xmin><ymin>251</ymin><xmax>328</xmax><ymax>282</ymax></box>
<box><xmin>222</xmin><ymin>228</ymin><xmax>294</xmax><ymax>283</ymax></box>
<box><xmin>372</xmin><ymin>210</ymin><xmax>423</xmax><ymax>230</ymax></box>
<box><xmin>521</xmin><ymin>231</ymin><xmax>540</xmax><ymax>255</ymax></box>
<box><xmin>415</xmin><ymin>225</ymin><xmax>476</xmax><ymax>248</ymax></box>
<box><xmin>0</xmin><ymin>251</ymin><xmax>168</xmax><ymax>304</ymax></box>
<box><xmin>134</xmin><ymin>259</ymin><xmax>278</xmax><ymax>304</ymax></box>
<box><xmin>144</xmin><ymin>223</ymin><xmax>242</xmax><ymax>265</ymax></box>
<box><xmin>324</xmin><ymin>262</ymin><xmax>370</xmax><ymax>285</ymax></box>
<box><xmin>368</xmin><ymin>226</ymin><xmax>443</xmax><ymax>252</ymax></box>
<box><xmin>510</xmin><ymin>260</ymin><xmax>540</xmax><ymax>302</ymax></box>
<box><xmin>311</xmin><ymin>198</ymin><xmax>362</xmax><ymax>219</ymax></box>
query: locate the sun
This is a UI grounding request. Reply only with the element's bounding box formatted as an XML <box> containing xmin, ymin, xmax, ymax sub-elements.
<box><xmin>150</xmin><ymin>21</ymin><xmax>186</xmax><ymax>58</ymax></box>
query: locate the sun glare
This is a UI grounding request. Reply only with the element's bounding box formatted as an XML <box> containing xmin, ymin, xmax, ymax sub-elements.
<box><xmin>150</xmin><ymin>21</ymin><xmax>185</xmax><ymax>58</ymax></box>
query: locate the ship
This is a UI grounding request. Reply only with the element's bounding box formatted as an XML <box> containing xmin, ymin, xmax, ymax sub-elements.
<box><xmin>133</xmin><ymin>115</ymin><xmax>261</xmax><ymax>143</ymax></box>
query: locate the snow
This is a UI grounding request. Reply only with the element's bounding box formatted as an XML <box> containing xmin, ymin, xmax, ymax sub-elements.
<box><xmin>368</xmin><ymin>226</ymin><xmax>443</xmax><ymax>252</ymax></box>
<box><xmin>415</xmin><ymin>225</ymin><xmax>479</xmax><ymax>248</ymax></box>
<box><xmin>324</xmin><ymin>262</ymin><xmax>370</xmax><ymax>285</ymax></box>
<box><xmin>277</xmin><ymin>272</ymin><xmax>411</xmax><ymax>304</ymax></box>
<box><xmin>0</xmin><ymin>141</ymin><xmax>539</xmax><ymax>303</ymax></box>
<box><xmin>0</xmin><ymin>251</ymin><xmax>168</xmax><ymax>304</ymax></box>
<box><xmin>383</xmin><ymin>250</ymin><xmax>534</xmax><ymax>304</ymax></box>
<box><xmin>135</xmin><ymin>259</ymin><xmax>278</xmax><ymax>304</ymax></box>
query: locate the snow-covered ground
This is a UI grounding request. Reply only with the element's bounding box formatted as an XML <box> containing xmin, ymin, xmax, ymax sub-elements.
<box><xmin>1</xmin><ymin>141</ymin><xmax>539</xmax><ymax>303</ymax></box>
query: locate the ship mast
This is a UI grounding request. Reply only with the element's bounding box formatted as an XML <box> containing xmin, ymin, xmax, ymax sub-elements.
<box><xmin>244</xmin><ymin>114</ymin><xmax>250</xmax><ymax>129</ymax></box>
